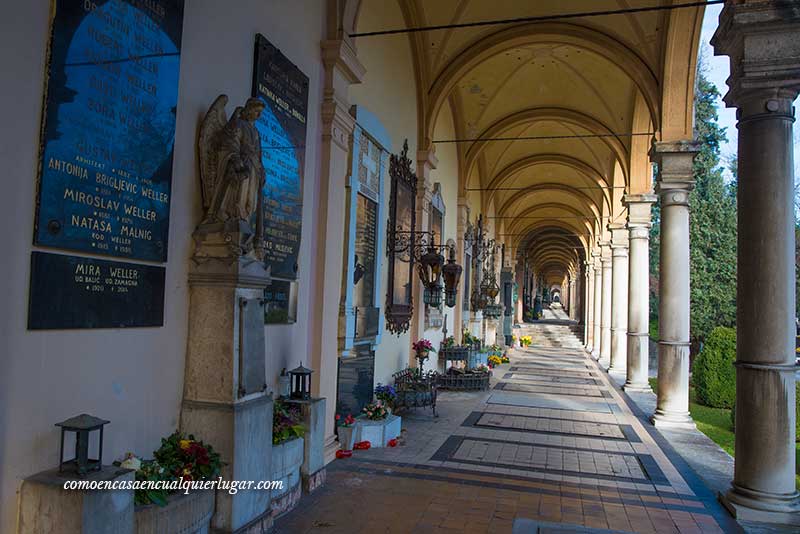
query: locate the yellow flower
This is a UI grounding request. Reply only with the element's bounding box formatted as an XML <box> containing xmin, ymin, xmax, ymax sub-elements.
<box><xmin>182</xmin><ymin>467</ymin><xmax>192</xmax><ymax>475</ymax></box>
<box><xmin>179</xmin><ymin>439</ymin><xmax>192</xmax><ymax>450</ymax></box>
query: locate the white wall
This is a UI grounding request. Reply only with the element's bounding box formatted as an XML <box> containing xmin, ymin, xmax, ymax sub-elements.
<box><xmin>349</xmin><ymin>0</ymin><xmax>419</xmax><ymax>387</ymax></box>
<box><xmin>0</xmin><ymin>2</ymin><xmax>325</xmax><ymax>532</ymax></box>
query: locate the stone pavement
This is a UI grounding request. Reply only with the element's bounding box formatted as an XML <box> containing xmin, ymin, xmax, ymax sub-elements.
<box><xmin>275</xmin><ymin>325</ymin><xmax>741</xmax><ymax>533</ymax></box>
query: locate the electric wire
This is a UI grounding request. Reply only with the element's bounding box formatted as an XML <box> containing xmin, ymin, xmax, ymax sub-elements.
<box><xmin>349</xmin><ymin>1</ymin><xmax>723</xmax><ymax>38</ymax></box>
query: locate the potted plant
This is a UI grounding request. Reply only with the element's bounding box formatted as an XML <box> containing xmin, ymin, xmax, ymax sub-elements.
<box><xmin>272</xmin><ymin>399</ymin><xmax>305</xmax><ymax>445</ymax></box>
<box><xmin>335</xmin><ymin>413</ymin><xmax>357</xmax><ymax>451</ymax></box>
<box><xmin>412</xmin><ymin>338</ymin><xmax>436</xmax><ymax>370</ymax></box>
<box><xmin>124</xmin><ymin>432</ymin><xmax>221</xmax><ymax>534</ymax></box>
<box><xmin>271</xmin><ymin>400</ymin><xmax>305</xmax><ymax>516</ymax></box>
<box><xmin>488</xmin><ymin>354</ymin><xmax>502</xmax><ymax>368</ymax></box>
<box><xmin>374</xmin><ymin>383</ymin><xmax>398</xmax><ymax>412</ymax></box>
<box><xmin>356</xmin><ymin>400</ymin><xmax>402</xmax><ymax>447</ymax></box>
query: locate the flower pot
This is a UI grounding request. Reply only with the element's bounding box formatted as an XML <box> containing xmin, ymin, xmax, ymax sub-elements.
<box><xmin>337</xmin><ymin>425</ymin><xmax>356</xmax><ymax>451</ymax></box>
<box><xmin>135</xmin><ymin>488</ymin><xmax>214</xmax><ymax>534</ymax></box>
<box><xmin>270</xmin><ymin>437</ymin><xmax>304</xmax><ymax>518</ymax></box>
<box><xmin>354</xmin><ymin>414</ymin><xmax>402</xmax><ymax>447</ymax></box>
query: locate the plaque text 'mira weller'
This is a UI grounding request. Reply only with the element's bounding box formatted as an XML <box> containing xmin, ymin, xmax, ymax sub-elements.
<box><xmin>34</xmin><ymin>0</ymin><xmax>185</xmax><ymax>263</ymax></box>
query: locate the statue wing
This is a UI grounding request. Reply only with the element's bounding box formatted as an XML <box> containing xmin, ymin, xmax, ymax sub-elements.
<box><xmin>198</xmin><ymin>95</ymin><xmax>229</xmax><ymax>210</ymax></box>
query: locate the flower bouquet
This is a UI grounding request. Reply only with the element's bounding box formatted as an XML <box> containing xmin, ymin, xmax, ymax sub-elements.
<box><xmin>487</xmin><ymin>354</ymin><xmax>502</xmax><ymax>368</ymax></box>
<box><xmin>519</xmin><ymin>335</ymin><xmax>532</xmax><ymax>347</ymax></box>
<box><xmin>412</xmin><ymin>338</ymin><xmax>436</xmax><ymax>369</ymax></box>
<box><xmin>374</xmin><ymin>383</ymin><xmax>398</xmax><ymax>410</ymax></box>
<box><xmin>362</xmin><ymin>400</ymin><xmax>389</xmax><ymax>420</ymax></box>
<box><xmin>115</xmin><ymin>431</ymin><xmax>222</xmax><ymax>506</ymax></box>
<box><xmin>273</xmin><ymin>399</ymin><xmax>305</xmax><ymax>445</ymax></box>
<box><xmin>335</xmin><ymin>413</ymin><xmax>357</xmax><ymax>451</ymax></box>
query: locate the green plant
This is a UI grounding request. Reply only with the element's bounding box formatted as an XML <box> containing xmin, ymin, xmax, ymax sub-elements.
<box><xmin>692</xmin><ymin>326</ymin><xmax>736</xmax><ymax>409</ymax></box>
<box><xmin>116</xmin><ymin>432</ymin><xmax>223</xmax><ymax>506</ymax></box>
<box><xmin>273</xmin><ymin>399</ymin><xmax>305</xmax><ymax>445</ymax></box>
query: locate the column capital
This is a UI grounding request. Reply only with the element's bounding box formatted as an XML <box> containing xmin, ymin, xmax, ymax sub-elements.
<box><xmin>651</xmin><ymin>140</ymin><xmax>699</xmax><ymax>201</ymax></box>
<box><xmin>624</xmin><ymin>194</ymin><xmax>657</xmax><ymax>229</ymax></box>
<box><xmin>609</xmin><ymin>223</ymin><xmax>629</xmax><ymax>254</ymax></box>
<box><xmin>711</xmin><ymin>0</ymin><xmax>800</xmax><ymax>109</ymax></box>
<box><xmin>321</xmin><ymin>39</ymin><xmax>366</xmax><ymax>85</ymax></box>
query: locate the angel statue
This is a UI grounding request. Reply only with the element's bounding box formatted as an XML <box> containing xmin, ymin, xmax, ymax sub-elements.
<box><xmin>198</xmin><ymin>95</ymin><xmax>266</xmax><ymax>227</ymax></box>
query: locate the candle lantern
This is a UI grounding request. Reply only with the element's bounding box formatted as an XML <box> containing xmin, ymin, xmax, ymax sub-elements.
<box><xmin>278</xmin><ymin>368</ymin><xmax>291</xmax><ymax>398</ymax></box>
<box><xmin>56</xmin><ymin>413</ymin><xmax>110</xmax><ymax>475</ymax></box>
<box><xmin>288</xmin><ymin>363</ymin><xmax>313</xmax><ymax>400</ymax></box>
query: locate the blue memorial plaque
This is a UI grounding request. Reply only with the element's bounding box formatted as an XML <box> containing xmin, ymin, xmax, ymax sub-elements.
<box><xmin>252</xmin><ymin>34</ymin><xmax>308</xmax><ymax>281</ymax></box>
<box><xmin>28</xmin><ymin>251</ymin><xmax>165</xmax><ymax>329</ymax></box>
<box><xmin>34</xmin><ymin>0</ymin><xmax>185</xmax><ymax>262</ymax></box>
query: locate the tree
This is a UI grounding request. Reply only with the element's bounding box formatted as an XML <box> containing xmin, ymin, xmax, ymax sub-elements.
<box><xmin>650</xmin><ymin>61</ymin><xmax>738</xmax><ymax>346</ymax></box>
<box><xmin>688</xmin><ymin>70</ymin><xmax>737</xmax><ymax>343</ymax></box>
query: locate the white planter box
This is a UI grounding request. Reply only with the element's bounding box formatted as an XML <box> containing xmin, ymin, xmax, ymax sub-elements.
<box><xmin>271</xmin><ymin>437</ymin><xmax>304</xmax><ymax>501</ymax></box>
<box><xmin>355</xmin><ymin>414</ymin><xmax>401</xmax><ymax>447</ymax></box>
<box><xmin>135</xmin><ymin>488</ymin><xmax>214</xmax><ymax>534</ymax></box>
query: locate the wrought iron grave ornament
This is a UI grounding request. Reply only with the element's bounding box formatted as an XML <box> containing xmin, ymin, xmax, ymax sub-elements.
<box><xmin>385</xmin><ymin>141</ymin><xmax>463</xmax><ymax>335</ymax></box>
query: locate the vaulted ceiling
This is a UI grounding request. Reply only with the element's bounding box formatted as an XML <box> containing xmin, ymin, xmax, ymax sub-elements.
<box><xmin>351</xmin><ymin>0</ymin><xmax>703</xmax><ymax>286</ymax></box>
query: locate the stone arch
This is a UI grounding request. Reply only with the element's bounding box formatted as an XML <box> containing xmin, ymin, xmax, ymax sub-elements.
<box><xmin>426</xmin><ymin>22</ymin><xmax>661</xmax><ymax>143</ymax></box>
<box><xmin>463</xmin><ymin>107</ymin><xmax>630</xmax><ymax>190</ymax></box>
<box><xmin>659</xmin><ymin>4</ymin><xmax>705</xmax><ymax>141</ymax></box>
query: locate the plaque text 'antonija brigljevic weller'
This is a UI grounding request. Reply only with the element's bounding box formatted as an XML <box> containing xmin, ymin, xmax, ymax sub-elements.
<box><xmin>34</xmin><ymin>0</ymin><xmax>185</xmax><ymax>263</ymax></box>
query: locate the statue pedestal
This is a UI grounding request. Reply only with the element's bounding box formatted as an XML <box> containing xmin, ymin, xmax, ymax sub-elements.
<box><xmin>181</xmin><ymin>231</ymin><xmax>273</xmax><ymax>533</ymax></box>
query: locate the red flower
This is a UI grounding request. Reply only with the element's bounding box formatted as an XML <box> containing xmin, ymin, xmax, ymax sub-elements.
<box><xmin>354</xmin><ymin>441</ymin><xmax>371</xmax><ymax>450</ymax></box>
<box><xmin>387</xmin><ymin>438</ymin><xmax>398</xmax><ymax>447</ymax></box>
<box><xmin>336</xmin><ymin>449</ymin><xmax>352</xmax><ymax>459</ymax></box>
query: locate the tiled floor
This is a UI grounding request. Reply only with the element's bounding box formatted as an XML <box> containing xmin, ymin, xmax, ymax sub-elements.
<box><xmin>274</xmin><ymin>323</ymin><xmax>741</xmax><ymax>533</ymax></box>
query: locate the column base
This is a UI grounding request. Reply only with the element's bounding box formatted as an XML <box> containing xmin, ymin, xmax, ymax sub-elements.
<box><xmin>651</xmin><ymin>411</ymin><xmax>696</xmax><ymax>430</ymax></box>
<box><xmin>607</xmin><ymin>365</ymin><xmax>626</xmax><ymax>374</ymax></box>
<box><xmin>623</xmin><ymin>381</ymin><xmax>652</xmax><ymax>394</ymax></box>
<box><xmin>719</xmin><ymin>486</ymin><xmax>800</xmax><ymax>526</ymax></box>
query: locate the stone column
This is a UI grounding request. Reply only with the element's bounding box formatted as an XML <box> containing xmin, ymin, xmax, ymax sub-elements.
<box><xmin>584</xmin><ymin>261</ymin><xmax>594</xmax><ymax>352</ymax></box>
<box><xmin>713</xmin><ymin>2</ymin><xmax>800</xmax><ymax>522</ymax></box>
<box><xmin>623</xmin><ymin>195</ymin><xmax>656</xmax><ymax>392</ymax></box>
<box><xmin>568</xmin><ymin>277</ymin><xmax>578</xmax><ymax>321</ymax></box>
<box><xmin>314</xmin><ymin>39</ymin><xmax>365</xmax><ymax>462</ymax></box>
<box><xmin>599</xmin><ymin>245</ymin><xmax>613</xmax><ymax>368</ymax></box>
<box><xmin>650</xmin><ymin>140</ymin><xmax>698</xmax><ymax>429</ymax></box>
<box><xmin>592</xmin><ymin>252</ymin><xmax>602</xmax><ymax>360</ymax></box>
<box><xmin>411</xmin><ymin>147</ymin><xmax>436</xmax><ymax>355</ymax></box>
<box><xmin>455</xmin><ymin>199</ymin><xmax>470</xmax><ymax>342</ymax></box>
<box><xmin>608</xmin><ymin>225</ymin><xmax>629</xmax><ymax>372</ymax></box>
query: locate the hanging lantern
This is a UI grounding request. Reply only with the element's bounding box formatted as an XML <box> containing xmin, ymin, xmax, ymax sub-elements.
<box><xmin>423</xmin><ymin>281</ymin><xmax>443</xmax><ymax>307</ymax></box>
<box><xmin>442</xmin><ymin>245</ymin><xmax>462</xmax><ymax>308</ymax></box>
<box><xmin>417</xmin><ymin>241</ymin><xmax>445</xmax><ymax>306</ymax></box>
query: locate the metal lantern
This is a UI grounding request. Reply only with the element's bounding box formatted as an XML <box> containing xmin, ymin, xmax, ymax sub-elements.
<box><xmin>423</xmin><ymin>281</ymin><xmax>443</xmax><ymax>307</ymax></box>
<box><xmin>288</xmin><ymin>363</ymin><xmax>313</xmax><ymax>400</ymax></box>
<box><xmin>56</xmin><ymin>413</ymin><xmax>110</xmax><ymax>475</ymax></box>
<box><xmin>417</xmin><ymin>242</ymin><xmax>445</xmax><ymax>306</ymax></box>
<box><xmin>442</xmin><ymin>245</ymin><xmax>462</xmax><ymax>308</ymax></box>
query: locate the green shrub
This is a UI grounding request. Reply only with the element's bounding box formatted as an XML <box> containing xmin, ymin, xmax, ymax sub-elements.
<box><xmin>692</xmin><ymin>326</ymin><xmax>736</xmax><ymax>409</ymax></box>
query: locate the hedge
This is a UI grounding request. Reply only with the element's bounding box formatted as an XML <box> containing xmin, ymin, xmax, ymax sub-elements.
<box><xmin>692</xmin><ymin>326</ymin><xmax>736</xmax><ymax>409</ymax></box>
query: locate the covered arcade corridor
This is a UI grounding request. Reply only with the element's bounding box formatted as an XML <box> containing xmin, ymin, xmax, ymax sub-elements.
<box><xmin>276</xmin><ymin>321</ymin><xmax>739</xmax><ymax>533</ymax></box>
<box><xmin>1</xmin><ymin>1</ymin><xmax>799</xmax><ymax>533</ymax></box>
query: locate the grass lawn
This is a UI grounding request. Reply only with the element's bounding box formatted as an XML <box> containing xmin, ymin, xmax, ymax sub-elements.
<box><xmin>648</xmin><ymin>378</ymin><xmax>800</xmax><ymax>489</ymax></box>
